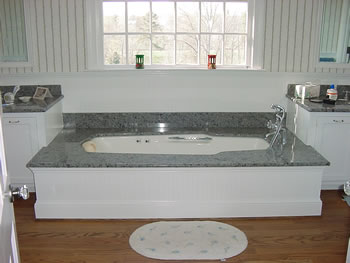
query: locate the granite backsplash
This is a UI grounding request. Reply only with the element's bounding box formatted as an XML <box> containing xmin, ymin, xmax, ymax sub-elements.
<box><xmin>63</xmin><ymin>112</ymin><xmax>276</xmax><ymax>129</ymax></box>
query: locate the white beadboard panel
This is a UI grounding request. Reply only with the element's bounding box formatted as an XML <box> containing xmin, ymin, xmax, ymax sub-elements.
<box><xmin>263</xmin><ymin>0</ymin><xmax>274</xmax><ymax>71</ymax></box>
<box><xmin>75</xmin><ymin>0</ymin><xmax>86</xmax><ymax>72</ymax></box>
<box><xmin>271</xmin><ymin>0</ymin><xmax>282</xmax><ymax>72</ymax></box>
<box><xmin>285</xmin><ymin>0</ymin><xmax>297</xmax><ymax>72</ymax></box>
<box><xmin>0</xmin><ymin>0</ymin><xmax>348</xmax><ymax>74</ymax></box>
<box><xmin>59</xmin><ymin>0</ymin><xmax>70</xmax><ymax>72</ymax></box>
<box><xmin>308</xmin><ymin>0</ymin><xmax>318</xmax><ymax>73</ymax></box>
<box><xmin>300</xmin><ymin>0</ymin><xmax>312</xmax><ymax>73</ymax></box>
<box><xmin>67</xmin><ymin>0</ymin><xmax>78</xmax><ymax>72</ymax></box>
<box><xmin>278</xmin><ymin>0</ymin><xmax>289</xmax><ymax>72</ymax></box>
<box><xmin>51</xmin><ymin>0</ymin><xmax>62</xmax><ymax>72</ymax></box>
<box><xmin>43</xmin><ymin>0</ymin><xmax>54</xmax><ymax>72</ymax></box>
<box><xmin>293</xmin><ymin>0</ymin><xmax>305</xmax><ymax>73</ymax></box>
<box><xmin>35</xmin><ymin>0</ymin><xmax>47</xmax><ymax>72</ymax></box>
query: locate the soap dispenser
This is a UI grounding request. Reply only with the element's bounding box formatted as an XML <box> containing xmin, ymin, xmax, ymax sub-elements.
<box><xmin>4</xmin><ymin>85</ymin><xmax>20</xmax><ymax>104</ymax></box>
<box><xmin>326</xmin><ymin>84</ymin><xmax>338</xmax><ymax>101</ymax></box>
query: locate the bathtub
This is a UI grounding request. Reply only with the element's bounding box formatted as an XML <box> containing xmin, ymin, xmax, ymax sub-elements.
<box><xmin>82</xmin><ymin>134</ymin><xmax>270</xmax><ymax>154</ymax></box>
<box><xmin>29</xmin><ymin>129</ymin><xmax>327</xmax><ymax>219</ymax></box>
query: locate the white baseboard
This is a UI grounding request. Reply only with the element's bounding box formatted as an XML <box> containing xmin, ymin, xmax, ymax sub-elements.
<box><xmin>34</xmin><ymin>200</ymin><xmax>322</xmax><ymax>219</ymax></box>
<box><xmin>322</xmin><ymin>178</ymin><xmax>347</xmax><ymax>190</ymax></box>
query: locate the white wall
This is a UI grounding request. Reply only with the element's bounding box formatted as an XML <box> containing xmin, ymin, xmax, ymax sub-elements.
<box><xmin>1</xmin><ymin>70</ymin><xmax>349</xmax><ymax>113</ymax></box>
<box><xmin>0</xmin><ymin>0</ymin><xmax>350</xmax><ymax>113</ymax></box>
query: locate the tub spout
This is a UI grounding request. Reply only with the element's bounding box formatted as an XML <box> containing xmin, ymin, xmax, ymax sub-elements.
<box><xmin>266</xmin><ymin>104</ymin><xmax>286</xmax><ymax>148</ymax></box>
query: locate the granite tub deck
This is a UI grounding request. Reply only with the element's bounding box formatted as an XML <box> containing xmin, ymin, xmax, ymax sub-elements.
<box><xmin>28</xmin><ymin>128</ymin><xmax>328</xmax><ymax>168</ymax></box>
<box><xmin>28</xmin><ymin>126</ymin><xmax>329</xmax><ymax>219</ymax></box>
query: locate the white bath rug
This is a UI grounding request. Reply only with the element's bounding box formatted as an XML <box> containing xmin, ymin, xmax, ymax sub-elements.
<box><xmin>129</xmin><ymin>221</ymin><xmax>248</xmax><ymax>260</ymax></box>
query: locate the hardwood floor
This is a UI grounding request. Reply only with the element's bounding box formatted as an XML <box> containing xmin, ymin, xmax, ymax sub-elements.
<box><xmin>14</xmin><ymin>190</ymin><xmax>350</xmax><ymax>263</ymax></box>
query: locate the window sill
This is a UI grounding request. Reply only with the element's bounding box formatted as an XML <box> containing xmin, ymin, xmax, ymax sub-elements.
<box><xmin>85</xmin><ymin>66</ymin><xmax>265</xmax><ymax>72</ymax></box>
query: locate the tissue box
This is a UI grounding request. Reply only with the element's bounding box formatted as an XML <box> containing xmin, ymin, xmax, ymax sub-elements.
<box><xmin>295</xmin><ymin>84</ymin><xmax>320</xmax><ymax>99</ymax></box>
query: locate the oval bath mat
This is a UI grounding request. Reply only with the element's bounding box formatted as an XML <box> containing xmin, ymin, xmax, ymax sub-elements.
<box><xmin>129</xmin><ymin>221</ymin><xmax>248</xmax><ymax>260</ymax></box>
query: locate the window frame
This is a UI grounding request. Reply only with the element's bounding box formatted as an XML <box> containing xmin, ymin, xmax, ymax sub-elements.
<box><xmin>85</xmin><ymin>0</ymin><xmax>265</xmax><ymax>70</ymax></box>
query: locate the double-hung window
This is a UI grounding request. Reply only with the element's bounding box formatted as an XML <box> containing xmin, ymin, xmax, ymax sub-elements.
<box><xmin>86</xmin><ymin>0</ymin><xmax>264</xmax><ymax>69</ymax></box>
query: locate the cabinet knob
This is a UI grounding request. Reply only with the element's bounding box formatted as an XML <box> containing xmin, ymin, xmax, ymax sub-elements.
<box><xmin>333</xmin><ymin>119</ymin><xmax>344</xmax><ymax>123</ymax></box>
<box><xmin>8</xmin><ymin>120</ymin><xmax>20</xmax><ymax>124</ymax></box>
<box><xmin>5</xmin><ymin>185</ymin><xmax>30</xmax><ymax>203</ymax></box>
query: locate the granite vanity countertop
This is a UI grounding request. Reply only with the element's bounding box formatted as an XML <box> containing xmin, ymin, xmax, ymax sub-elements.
<box><xmin>27</xmin><ymin>127</ymin><xmax>329</xmax><ymax>168</ymax></box>
<box><xmin>2</xmin><ymin>95</ymin><xmax>64</xmax><ymax>113</ymax></box>
<box><xmin>286</xmin><ymin>94</ymin><xmax>350</xmax><ymax>112</ymax></box>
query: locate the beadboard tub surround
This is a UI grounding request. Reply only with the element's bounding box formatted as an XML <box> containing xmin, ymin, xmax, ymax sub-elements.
<box><xmin>28</xmin><ymin>112</ymin><xmax>328</xmax><ymax>219</ymax></box>
<box><xmin>32</xmin><ymin>166</ymin><xmax>325</xmax><ymax>219</ymax></box>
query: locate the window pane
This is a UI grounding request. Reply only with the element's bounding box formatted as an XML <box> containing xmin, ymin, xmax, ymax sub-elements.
<box><xmin>200</xmin><ymin>35</ymin><xmax>222</xmax><ymax>65</ymax></box>
<box><xmin>152</xmin><ymin>35</ymin><xmax>174</xmax><ymax>64</ymax></box>
<box><xmin>224</xmin><ymin>35</ymin><xmax>246</xmax><ymax>65</ymax></box>
<box><xmin>128</xmin><ymin>35</ymin><xmax>151</xmax><ymax>64</ymax></box>
<box><xmin>103</xmin><ymin>2</ymin><xmax>125</xmax><ymax>33</ymax></box>
<box><xmin>128</xmin><ymin>2</ymin><xmax>150</xmax><ymax>32</ymax></box>
<box><xmin>225</xmin><ymin>2</ymin><xmax>248</xmax><ymax>33</ymax></box>
<box><xmin>176</xmin><ymin>35</ymin><xmax>198</xmax><ymax>64</ymax></box>
<box><xmin>152</xmin><ymin>2</ymin><xmax>175</xmax><ymax>32</ymax></box>
<box><xmin>104</xmin><ymin>35</ymin><xmax>126</xmax><ymax>65</ymax></box>
<box><xmin>201</xmin><ymin>2</ymin><xmax>223</xmax><ymax>33</ymax></box>
<box><xmin>177</xmin><ymin>2</ymin><xmax>199</xmax><ymax>32</ymax></box>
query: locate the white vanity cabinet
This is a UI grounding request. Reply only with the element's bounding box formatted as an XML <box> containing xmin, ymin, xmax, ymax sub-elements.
<box><xmin>313</xmin><ymin>116</ymin><xmax>350</xmax><ymax>188</ymax></box>
<box><xmin>2</xmin><ymin>101</ymin><xmax>63</xmax><ymax>191</ymax></box>
<box><xmin>287</xmin><ymin>100</ymin><xmax>350</xmax><ymax>189</ymax></box>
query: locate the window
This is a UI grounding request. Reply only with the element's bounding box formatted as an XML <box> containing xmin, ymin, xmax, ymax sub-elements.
<box><xmin>86</xmin><ymin>0</ymin><xmax>264</xmax><ymax>69</ymax></box>
<box><xmin>0</xmin><ymin>0</ymin><xmax>33</xmax><ymax>67</ymax></box>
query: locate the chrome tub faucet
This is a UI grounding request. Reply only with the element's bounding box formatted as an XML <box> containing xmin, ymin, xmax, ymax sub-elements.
<box><xmin>266</xmin><ymin>104</ymin><xmax>287</xmax><ymax>148</ymax></box>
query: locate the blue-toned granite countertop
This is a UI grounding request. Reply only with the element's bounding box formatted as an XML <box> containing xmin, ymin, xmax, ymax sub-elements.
<box><xmin>287</xmin><ymin>84</ymin><xmax>350</xmax><ymax>112</ymax></box>
<box><xmin>286</xmin><ymin>94</ymin><xmax>350</xmax><ymax>113</ymax></box>
<box><xmin>27</xmin><ymin>127</ymin><xmax>329</xmax><ymax>168</ymax></box>
<box><xmin>1</xmin><ymin>85</ymin><xmax>63</xmax><ymax>113</ymax></box>
<box><xmin>3</xmin><ymin>96</ymin><xmax>64</xmax><ymax>113</ymax></box>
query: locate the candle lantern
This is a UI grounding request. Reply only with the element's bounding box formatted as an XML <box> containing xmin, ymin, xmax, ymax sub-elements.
<box><xmin>208</xmin><ymin>55</ymin><xmax>216</xmax><ymax>69</ymax></box>
<box><xmin>136</xmin><ymin>55</ymin><xmax>144</xmax><ymax>69</ymax></box>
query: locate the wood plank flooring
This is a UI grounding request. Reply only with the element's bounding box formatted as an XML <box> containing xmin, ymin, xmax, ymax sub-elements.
<box><xmin>14</xmin><ymin>190</ymin><xmax>350</xmax><ymax>263</ymax></box>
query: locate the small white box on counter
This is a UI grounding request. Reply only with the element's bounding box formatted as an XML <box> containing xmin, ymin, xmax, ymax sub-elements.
<box><xmin>295</xmin><ymin>83</ymin><xmax>320</xmax><ymax>99</ymax></box>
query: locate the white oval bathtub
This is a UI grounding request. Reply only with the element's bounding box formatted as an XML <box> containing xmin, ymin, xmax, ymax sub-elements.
<box><xmin>82</xmin><ymin>134</ymin><xmax>269</xmax><ymax>155</ymax></box>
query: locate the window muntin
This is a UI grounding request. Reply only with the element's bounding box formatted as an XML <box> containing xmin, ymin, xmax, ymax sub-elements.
<box><xmin>102</xmin><ymin>0</ymin><xmax>249</xmax><ymax>67</ymax></box>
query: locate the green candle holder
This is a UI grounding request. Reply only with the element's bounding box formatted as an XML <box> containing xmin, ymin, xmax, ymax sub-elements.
<box><xmin>136</xmin><ymin>55</ymin><xmax>144</xmax><ymax>69</ymax></box>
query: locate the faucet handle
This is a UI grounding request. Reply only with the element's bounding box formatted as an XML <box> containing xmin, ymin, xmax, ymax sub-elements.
<box><xmin>267</xmin><ymin>120</ymin><xmax>275</xmax><ymax>129</ymax></box>
<box><xmin>271</xmin><ymin>104</ymin><xmax>285</xmax><ymax>113</ymax></box>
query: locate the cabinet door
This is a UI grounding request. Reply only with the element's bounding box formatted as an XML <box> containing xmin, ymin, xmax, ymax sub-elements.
<box><xmin>314</xmin><ymin>116</ymin><xmax>350</xmax><ymax>187</ymax></box>
<box><xmin>2</xmin><ymin>117</ymin><xmax>39</xmax><ymax>188</ymax></box>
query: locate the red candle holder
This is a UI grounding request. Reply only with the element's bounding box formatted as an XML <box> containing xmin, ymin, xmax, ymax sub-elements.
<box><xmin>208</xmin><ymin>55</ymin><xmax>216</xmax><ymax>69</ymax></box>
